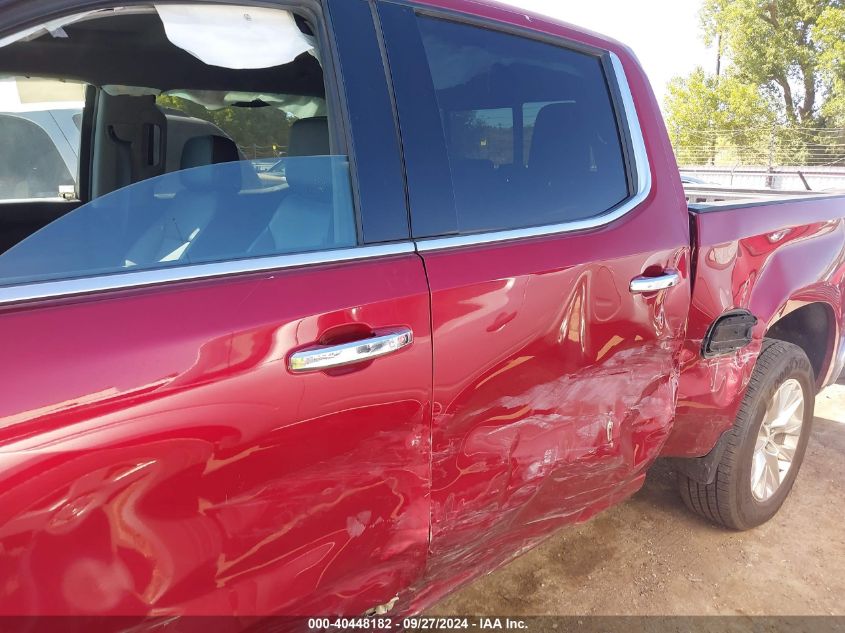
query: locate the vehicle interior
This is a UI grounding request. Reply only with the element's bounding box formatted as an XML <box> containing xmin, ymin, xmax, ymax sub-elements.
<box><xmin>0</xmin><ymin>5</ymin><xmax>354</xmax><ymax>277</ymax></box>
<box><xmin>418</xmin><ymin>16</ymin><xmax>631</xmax><ymax>232</ymax></box>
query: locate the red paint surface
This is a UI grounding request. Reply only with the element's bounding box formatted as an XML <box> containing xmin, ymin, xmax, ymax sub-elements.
<box><xmin>663</xmin><ymin>203</ymin><xmax>845</xmax><ymax>457</ymax></box>
<box><xmin>0</xmin><ymin>0</ymin><xmax>843</xmax><ymax>621</ymax></box>
<box><xmin>0</xmin><ymin>256</ymin><xmax>433</xmax><ymax>615</ymax></box>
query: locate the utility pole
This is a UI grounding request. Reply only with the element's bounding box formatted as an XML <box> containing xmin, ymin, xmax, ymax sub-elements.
<box><xmin>716</xmin><ymin>32</ymin><xmax>722</xmax><ymax>79</ymax></box>
<box><xmin>766</xmin><ymin>125</ymin><xmax>776</xmax><ymax>188</ymax></box>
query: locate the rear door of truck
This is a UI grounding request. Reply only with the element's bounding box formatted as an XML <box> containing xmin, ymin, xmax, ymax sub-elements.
<box><xmin>377</xmin><ymin>0</ymin><xmax>693</xmax><ymax>581</ymax></box>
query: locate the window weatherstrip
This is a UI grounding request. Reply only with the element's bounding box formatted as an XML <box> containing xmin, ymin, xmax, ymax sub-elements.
<box><xmin>0</xmin><ymin>243</ymin><xmax>415</xmax><ymax>306</ymax></box>
<box><xmin>414</xmin><ymin>51</ymin><xmax>652</xmax><ymax>253</ymax></box>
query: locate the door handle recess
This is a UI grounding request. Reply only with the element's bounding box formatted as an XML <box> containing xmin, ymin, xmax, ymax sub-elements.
<box><xmin>629</xmin><ymin>270</ymin><xmax>681</xmax><ymax>294</ymax></box>
<box><xmin>289</xmin><ymin>328</ymin><xmax>413</xmax><ymax>373</ymax></box>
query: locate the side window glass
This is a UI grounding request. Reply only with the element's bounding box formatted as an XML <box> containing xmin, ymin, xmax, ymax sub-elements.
<box><xmin>0</xmin><ymin>5</ymin><xmax>357</xmax><ymax>287</ymax></box>
<box><xmin>522</xmin><ymin>101</ymin><xmax>572</xmax><ymax>168</ymax></box>
<box><xmin>417</xmin><ymin>17</ymin><xmax>630</xmax><ymax>235</ymax></box>
<box><xmin>447</xmin><ymin>108</ymin><xmax>514</xmax><ymax>167</ymax></box>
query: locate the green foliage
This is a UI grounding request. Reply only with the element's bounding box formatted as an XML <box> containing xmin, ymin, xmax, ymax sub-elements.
<box><xmin>818</xmin><ymin>4</ymin><xmax>845</xmax><ymax>125</ymax></box>
<box><xmin>700</xmin><ymin>0</ymin><xmax>837</xmax><ymax>125</ymax></box>
<box><xmin>666</xmin><ymin>0</ymin><xmax>845</xmax><ymax>166</ymax></box>
<box><xmin>157</xmin><ymin>95</ymin><xmax>294</xmax><ymax>158</ymax></box>
<box><xmin>665</xmin><ymin>68</ymin><xmax>775</xmax><ymax>164</ymax></box>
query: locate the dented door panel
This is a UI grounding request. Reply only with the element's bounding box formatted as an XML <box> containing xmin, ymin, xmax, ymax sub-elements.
<box><xmin>663</xmin><ymin>198</ymin><xmax>845</xmax><ymax>458</ymax></box>
<box><xmin>409</xmin><ymin>214</ymin><xmax>691</xmax><ymax>610</ymax></box>
<box><xmin>377</xmin><ymin>0</ymin><xmax>694</xmax><ymax>611</ymax></box>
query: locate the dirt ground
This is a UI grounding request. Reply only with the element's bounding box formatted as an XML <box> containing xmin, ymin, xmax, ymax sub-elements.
<box><xmin>429</xmin><ymin>383</ymin><xmax>845</xmax><ymax>616</ymax></box>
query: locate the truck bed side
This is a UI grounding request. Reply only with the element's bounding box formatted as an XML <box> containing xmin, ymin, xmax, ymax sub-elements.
<box><xmin>662</xmin><ymin>194</ymin><xmax>845</xmax><ymax>458</ymax></box>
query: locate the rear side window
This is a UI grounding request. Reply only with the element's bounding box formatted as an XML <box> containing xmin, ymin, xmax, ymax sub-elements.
<box><xmin>417</xmin><ymin>17</ymin><xmax>629</xmax><ymax>235</ymax></box>
<box><xmin>447</xmin><ymin>108</ymin><xmax>513</xmax><ymax>167</ymax></box>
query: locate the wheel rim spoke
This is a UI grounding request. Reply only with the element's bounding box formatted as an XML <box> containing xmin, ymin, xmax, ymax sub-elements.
<box><xmin>751</xmin><ymin>450</ymin><xmax>767</xmax><ymax>498</ymax></box>
<box><xmin>765</xmin><ymin>449</ymin><xmax>781</xmax><ymax>492</ymax></box>
<box><xmin>750</xmin><ymin>378</ymin><xmax>805</xmax><ymax>502</ymax></box>
<box><xmin>777</xmin><ymin>437</ymin><xmax>797</xmax><ymax>462</ymax></box>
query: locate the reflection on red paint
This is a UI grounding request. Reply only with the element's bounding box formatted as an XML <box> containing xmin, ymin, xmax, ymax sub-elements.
<box><xmin>0</xmin><ymin>256</ymin><xmax>433</xmax><ymax>616</ymax></box>
<box><xmin>0</xmin><ymin>0</ymin><xmax>843</xmax><ymax>622</ymax></box>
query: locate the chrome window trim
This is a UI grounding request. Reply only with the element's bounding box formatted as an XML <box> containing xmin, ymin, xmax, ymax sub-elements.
<box><xmin>414</xmin><ymin>51</ymin><xmax>652</xmax><ymax>253</ymax></box>
<box><xmin>0</xmin><ymin>243</ymin><xmax>416</xmax><ymax>306</ymax></box>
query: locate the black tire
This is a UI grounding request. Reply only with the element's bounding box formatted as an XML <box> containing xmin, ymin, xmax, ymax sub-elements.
<box><xmin>678</xmin><ymin>339</ymin><xmax>815</xmax><ymax>530</ymax></box>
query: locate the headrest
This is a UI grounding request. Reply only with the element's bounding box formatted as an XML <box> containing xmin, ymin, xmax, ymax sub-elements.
<box><xmin>288</xmin><ymin>117</ymin><xmax>330</xmax><ymax>157</ymax></box>
<box><xmin>529</xmin><ymin>103</ymin><xmax>592</xmax><ymax>175</ymax></box>
<box><xmin>285</xmin><ymin>117</ymin><xmax>332</xmax><ymax>195</ymax></box>
<box><xmin>180</xmin><ymin>135</ymin><xmax>241</xmax><ymax>190</ymax></box>
<box><xmin>181</xmin><ymin>134</ymin><xmax>241</xmax><ymax>169</ymax></box>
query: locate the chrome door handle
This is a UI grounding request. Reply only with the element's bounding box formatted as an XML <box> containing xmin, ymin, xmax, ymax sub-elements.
<box><xmin>629</xmin><ymin>270</ymin><xmax>681</xmax><ymax>294</ymax></box>
<box><xmin>289</xmin><ymin>328</ymin><xmax>413</xmax><ymax>373</ymax></box>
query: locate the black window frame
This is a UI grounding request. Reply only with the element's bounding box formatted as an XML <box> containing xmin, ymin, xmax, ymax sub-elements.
<box><xmin>325</xmin><ymin>0</ymin><xmax>411</xmax><ymax>244</ymax></box>
<box><xmin>376</xmin><ymin>0</ymin><xmax>643</xmax><ymax>241</ymax></box>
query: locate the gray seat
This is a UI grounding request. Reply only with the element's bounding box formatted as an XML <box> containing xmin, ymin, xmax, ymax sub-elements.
<box><xmin>250</xmin><ymin>116</ymin><xmax>354</xmax><ymax>255</ymax></box>
<box><xmin>124</xmin><ymin>134</ymin><xmax>241</xmax><ymax>267</ymax></box>
<box><xmin>528</xmin><ymin>103</ymin><xmax>595</xmax><ymax>202</ymax></box>
<box><xmin>526</xmin><ymin>102</ymin><xmax>628</xmax><ymax>222</ymax></box>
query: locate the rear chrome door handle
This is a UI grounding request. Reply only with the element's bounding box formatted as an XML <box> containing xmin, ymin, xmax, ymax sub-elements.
<box><xmin>289</xmin><ymin>328</ymin><xmax>413</xmax><ymax>373</ymax></box>
<box><xmin>629</xmin><ymin>270</ymin><xmax>681</xmax><ymax>294</ymax></box>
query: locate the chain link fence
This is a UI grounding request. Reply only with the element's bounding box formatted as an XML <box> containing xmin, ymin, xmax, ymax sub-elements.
<box><xmin>671</xmin><ymin>126</ymin><xmax>845</xmax><ymax>169</ymax></box>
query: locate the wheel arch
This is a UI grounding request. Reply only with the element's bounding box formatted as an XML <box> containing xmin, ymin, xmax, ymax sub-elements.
<box><xmin>764</xmin><ymin>300</ymin><xmax>840</xmax><ymax>389</ymax></box>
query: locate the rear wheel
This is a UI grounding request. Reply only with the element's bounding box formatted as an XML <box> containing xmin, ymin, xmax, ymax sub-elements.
<box><xmin>678</xmin><ymin>339</ymin><xmax>815</xmax><ymax>530</ymax></box>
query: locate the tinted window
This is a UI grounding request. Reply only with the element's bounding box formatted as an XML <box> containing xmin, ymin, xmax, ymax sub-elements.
<box><xmin>447</xmin><ymin>108</ymin><xmax>513</xmax><ymax>166</ymax></box>
<box><xmin>418</xmin><ymin>17</ymin><xmax>629</xmax><ymax>234</ymax></box>
<box><xmin>0</xmin><ymin>158</ymin><xmax>355</xmax><ymax>286</ymax></box>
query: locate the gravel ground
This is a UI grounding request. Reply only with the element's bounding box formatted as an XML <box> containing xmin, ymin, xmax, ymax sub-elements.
<box><xmin>428</xmin><ymin>384</ymin><xmax>845</xmax><ymax>616</ymax></box>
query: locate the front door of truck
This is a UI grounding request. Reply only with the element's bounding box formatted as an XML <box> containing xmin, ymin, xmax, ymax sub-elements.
<box><xmin>378</xmin><ymin>2</ymin><xmax>692</xmax><ymax>593</ymax></box>
<box><xmin>0</xmin><ymin>0</ymin><xmax>430</xmax><ymax>616</ymax></box>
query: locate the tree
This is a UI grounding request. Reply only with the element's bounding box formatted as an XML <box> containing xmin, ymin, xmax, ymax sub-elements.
<box><xmin>665</xmin><ymin>0</ymin><xmax>845</xmax><ymax>167</ymax></box>
<box><xmin>664</xmin><ymin>68</ymin><xmax>775</xmax><ymax>165</ymax></box>
<box><xmin>157</xmin><ymin>95</ymin><xmax>295</xmax><ymax>158</ymax></box>
<box><xmin>700</xmin><ymin>0</ymin><xmax>843</xmax><ymax>127</ymax></box>
<box><xmin>818</xmin><ymin>4</ymin><xmax>845</xmax><ymax>125</ymax></box>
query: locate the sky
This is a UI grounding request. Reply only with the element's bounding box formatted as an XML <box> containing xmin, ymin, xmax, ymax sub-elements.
<box><xmin>495</xmin><ymin>0</ymin><xmax>717</xmax><ymax>107</ymax></box>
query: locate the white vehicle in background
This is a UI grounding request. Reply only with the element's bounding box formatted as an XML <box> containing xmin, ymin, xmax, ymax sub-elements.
<box><xmin>0</xmin><ymin>77</ymin><xmax>83</xmax><ymax>201</ymax></box>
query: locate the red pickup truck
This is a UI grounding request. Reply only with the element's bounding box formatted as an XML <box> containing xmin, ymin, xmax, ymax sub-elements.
<box><xmin>0</xmin><ymin>0</ymin><xmax>842</xmax><ymax>619</ymax></box>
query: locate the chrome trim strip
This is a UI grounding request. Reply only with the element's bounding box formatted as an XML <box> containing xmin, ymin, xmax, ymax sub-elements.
<box><xmin>612</xmin><ymin>52</ymin><xmax>652</xmax><ymax>198</ymax></box>
<box><xmin>415</xmin><ymin>52</ymin><xmax>652</xmax><ymax>253</ymax></box>
<box><xmin>289</xmin><ymin>327</ymin><xmax>413</xmax><ymax>372</ymax></box>
<box><xmin>0</xmin><ymin>243</ymin><xmax>416</xmax><ymax>307</ymax></box>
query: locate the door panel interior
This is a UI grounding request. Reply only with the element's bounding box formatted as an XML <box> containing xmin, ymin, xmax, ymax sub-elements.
<box><xmin>0</xmin><ymin>201</ymin><xmax>80</xmax><ymax>253</ymax></box>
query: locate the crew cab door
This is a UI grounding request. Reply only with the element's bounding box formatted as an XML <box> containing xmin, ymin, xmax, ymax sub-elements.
<box><xmin>378</xmin><ymin>2</ymin><xmax>692</xmax><ymax>588</ymax></box>
<box><xmin>0</xmin><ymin>1</ymin><xmax>429</xmax><ymax>616</ymax></box>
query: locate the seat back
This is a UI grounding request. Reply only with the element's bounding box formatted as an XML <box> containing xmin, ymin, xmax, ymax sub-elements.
<box><xmin>124</xmin><ymin>134</ymin><xmax>241</xmax><ymax>266</ymax></box>
<box><xmin>252</xmin><ymin>116</ymin><xmax>355</xmax><ymax>255</ymax></box>
<box><xmin>528</xmin><ymin>103</ymin><xmax>594</xmax><ymax>189</ymax></box>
